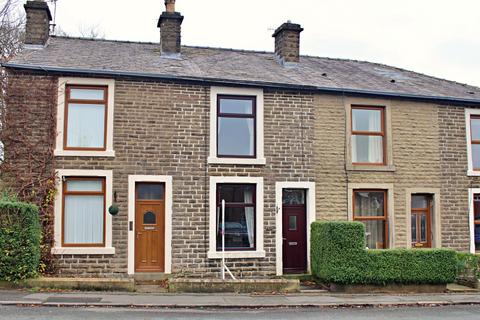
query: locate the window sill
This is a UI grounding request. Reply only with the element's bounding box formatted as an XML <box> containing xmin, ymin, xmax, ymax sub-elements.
<box><xmin>208</xmin><ymin>157</ymin><xmax>266</xmax><ymax>165</ymax></box>
<box><xmin>54</xmin><ymin>149</ymin><xmax>116</xmax><ymax>158</ymax></box>
<box><xmin>346</xmin><ymin>164</ymin><xmax>396</xmax><ymax>172</ymax></box>
<box><xmin>207</xmin><ymin>250</ymin><xmax>265</xmax><ymax>259</ymax></box>
<box><xmin>51</xmin><ymin>247</ymin><xmax>116</xmax><ymax>255</ymax></box>
<box><xmin>467</xmin><ymin>170</ymin><xmax>480</xmax><ymax>177</ymax></box>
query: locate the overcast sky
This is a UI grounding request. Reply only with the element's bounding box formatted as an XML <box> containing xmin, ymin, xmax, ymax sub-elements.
<box><xmin>20</xmin><ymin>0</ymin><xmax>480</xmax><ymax>86</ymax></box>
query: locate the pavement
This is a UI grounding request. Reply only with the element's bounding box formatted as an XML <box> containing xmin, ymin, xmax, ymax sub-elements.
<box><xmin>1</xmin><ymin>289</ymin><xmax>480</xmax><ymax>309</ymax></box>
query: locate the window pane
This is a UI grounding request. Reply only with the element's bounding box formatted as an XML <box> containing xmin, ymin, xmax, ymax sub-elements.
<box><xmin>143</xmin><ymin>211</ymin><xmax>156</xmax><ymax>225</ymax></box>
<box><xmin>412</xmin><ymin>195</ymin><xmax>428</xmax><ymax>209</ymax></box>
<box><xmin>64</xmin><ymin>195</ymin><xmax>104</xmax><ymax>244</ymax></box>
<box><xmin>475</xmin><ymin>225</ymin><xmax>480</xmax><ymax>250</ymax></box>
<box><xmin>363</xmin><ymin>220</ymin><xmax>385</xmax><ymax>249</ymax></box>
<box><xmin>219</xmin><ymin>98</ymin><xmax>253</xmax><ymax>114</ymax></box>
<box><xmin>472</xmin><ymin>144</ymin><xmax>480</xmax><ymax>169</ymax></box>
<box><xmin>471</xmin><ymin>118</ymin><xmax>480</xmax><ymax>141</ymax></box>
<box><xmin>354</xmin><ymin>191</ymin><xmax>385</xmax><ymax>217</ymax></box>
<box><xmin>411</xmin><ymin>215</ymin><xmax>417</xmax><ymax>243</ymax></box>
<box><xmin>218</xmin><ymin>185</ymin><xmax>255</xmax><ymax>204</ymax></box>
<box><xmin>474</xmin><ymin>194</ymin><xmax>480</xmax><ymax>221</ymax></box>
<box><xmin>66</xmin><ymin>179</ymin><xmax>103</xmax><ymax>192</ymax></box>
<box><xmin>352</xmin><ymin>135</ymin><xmax>383</xmax><ymax>163</ymax></box>
<box><xmin>283</xmin><ymin>189</ymin><xmax>305</xmax><ymax>205</ymax></box>
<box><xmin>137</xmin><ymin>184</ymin><xmax>164</xmax><ymax>200</ymax></box>
<box><xmin>66</xmin><ymin>104</ymin><xmax>105</xmax><ymax>148</ymax></box>
<box><xmin>216</xmin><ymin>206</ymin><xmax>255</xmax><ymax>249</ymax></box>
<box><xmin>289</xmin><ymin>216</ymin><xmax>297</xmax><ymax>231</ymax></box>
<box><xmin>420</xmin><ymin>214</ymin><xmax>427</xmax><ymax>242</ymax></box>
<box><xmin>352</xmin><ymin>109</ymin><xmax>382</xmax><ymax>132</ymax></box>
<box><xmin>70</xmin><ymin>88</ymin><xmax>105</xmax><ymax>101</ymax></box>
<box><xmin>218</xmin><ymin>117</ymin><xmax>254</xmax><ymax>156</ymax></box>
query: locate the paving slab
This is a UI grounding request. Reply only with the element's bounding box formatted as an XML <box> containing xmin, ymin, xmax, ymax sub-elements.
<box><xmin>1</xmin><ymin>289</ymin><xmax>480</xmax><ymax>309</ymax></box>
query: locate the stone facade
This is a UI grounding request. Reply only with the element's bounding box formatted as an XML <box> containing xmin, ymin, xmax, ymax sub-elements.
<box><xmin>4</xmin><ymin>68</ymin><xmax>477</xmax><ymax>278</ymax></box>
<box><xmin>438</xmin><ymin>105</ymin><xmax>480</xmax><ymax>251</ymax></box>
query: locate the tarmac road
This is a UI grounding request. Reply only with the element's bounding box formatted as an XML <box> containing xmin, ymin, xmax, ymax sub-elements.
<box><xmin>1</xmin><ymin>305</ymin><xmax>480</xmax><ymax>320</ymax></box>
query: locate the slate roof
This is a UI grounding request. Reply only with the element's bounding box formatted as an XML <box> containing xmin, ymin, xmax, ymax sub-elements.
<box><xmin>4</xmin><ymin>36</ymin><xmax>480</xmax><ymax>104</ymax></box>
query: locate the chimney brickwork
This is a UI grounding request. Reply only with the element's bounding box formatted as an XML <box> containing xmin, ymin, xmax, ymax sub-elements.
<box><xmin>24</xmin><ymin>0</ymin><xmax>52</xmax><ymax>46</ymax></box>
<box><xmin>158</xmin><ymin>0</ymin><xmax>183</xmax><ymax>56</ymax></box>
<box><xmin>272</xmin><ymin>22</ymin><xmax>304</xmax><ymax>65</ymax></box>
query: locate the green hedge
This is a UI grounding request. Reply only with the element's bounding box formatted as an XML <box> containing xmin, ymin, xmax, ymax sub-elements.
<box><xmin>311</xmin><ymin>221</ymin><xmax>457</xmax><ymax>285</ymax></box>
<box><xmin>456</xmin><ymin>252</ymin><xmax>480</xmax><ymax>279</ymax></box>
<box><xmin>0</xmin><ymin>197</ymin><xmax>41</xmax><ymax>281</ymax></box>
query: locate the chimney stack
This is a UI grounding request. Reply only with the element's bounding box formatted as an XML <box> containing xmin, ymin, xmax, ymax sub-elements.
<box><xmin>158</xmin><ymin>0</ymin><xmax>184</xmax><ymax>56</ymax></box>
<box><xmin>272</xmin><ymin>21</ymin><xmax>304</xmax><ymax>65</ymax></box>
<box><xmin>24</xmin><ymin>0</ymin><xmax>52</xmax><ymax>46</ymax></box>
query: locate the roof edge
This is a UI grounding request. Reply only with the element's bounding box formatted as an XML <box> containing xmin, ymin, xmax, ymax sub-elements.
<box><xmin>3</xmin><ymin>62</ymin><xmax>480</xmax><ymax>106</ymax></box>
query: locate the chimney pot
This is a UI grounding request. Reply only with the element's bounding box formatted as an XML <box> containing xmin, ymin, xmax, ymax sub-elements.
<box><xmin>24</xmin><ymin>0</ymin><xmax>52</xmax><ymax>46</ymax></box>
<box><xmin>272</xmin><ymin>21</ymin><xmax>304</xmax><ymax>65</ymax></box>
<box><xmin>165</xmin><ymin>0</ymin><xmax>176</xmax><ymax>13</ymax></box>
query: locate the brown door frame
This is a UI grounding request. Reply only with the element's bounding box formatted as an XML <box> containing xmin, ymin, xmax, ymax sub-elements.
<box><xmin>134</xmin><ymin>182</ymin><xmax>166</xmax><ymax>273</ymax></box>
<box><xmin>411</xmin><ymin>195</ymin><xmax>433</xmax><ymax>248</ymax></box>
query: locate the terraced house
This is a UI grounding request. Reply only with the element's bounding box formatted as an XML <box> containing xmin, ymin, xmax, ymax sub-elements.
<box><xmin>3</xmin><ymin>0</ymin><xmax>480</xmax><ymax>278</ymax></box>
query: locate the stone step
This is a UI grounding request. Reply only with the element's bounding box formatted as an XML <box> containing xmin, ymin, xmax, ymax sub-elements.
<box><xmin>135</xmin><ymin>284</ymin><xmax>169</xmax><ymax>293</ymax></box>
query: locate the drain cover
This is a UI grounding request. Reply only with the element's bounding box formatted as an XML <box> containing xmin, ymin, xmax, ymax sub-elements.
<box><xmin>46</xmin><ymin>297</ymin><xmax>102</xmax><ymax>303</ymax></box>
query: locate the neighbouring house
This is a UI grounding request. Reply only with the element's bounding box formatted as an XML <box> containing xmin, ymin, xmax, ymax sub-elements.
<box><xmin>2</xmin><ymin>0</ymin><xmax>480</xmax><ymax>279</ymax></box>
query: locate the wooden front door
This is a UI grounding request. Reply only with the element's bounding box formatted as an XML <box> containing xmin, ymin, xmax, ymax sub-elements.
<box><xmin>411</xmin><ymin>194</ymin><xmax>432</xmax><ymax>248</ymax></box>
<box><xmin>282</xmin><ymin>189</ymin><xmax>307</xmax><ymax>274</ymax></box>
<box><xmin>135</xmin><ymin>183</ymin><xmax>165</xmax><ymax>272</ymax></box>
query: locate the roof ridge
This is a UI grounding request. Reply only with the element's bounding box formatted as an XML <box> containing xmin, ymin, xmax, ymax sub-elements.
<box><xmin>47</xmin><ymin>37</ymin><xmax>480</xmax><ymax>91</ymax></box>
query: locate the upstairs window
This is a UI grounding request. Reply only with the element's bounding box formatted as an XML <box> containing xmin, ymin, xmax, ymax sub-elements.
<box><xmin>217</xmin><ymin>96</ymin><xmax>256</xmax><ymax>158</ymax></box>
<box><xmin>351</xmin><ymin>106</ymin><xmax>385</xmax><ymax>165</ymax></box>
<box><xmin>470</xmin><ymin>115</ymin><xmax>480</xmax><ymax>171</ymax></box>
<box><xmin>64</xmin><ymin>85</ymin><xmax>108</xmax><ymax>150</ymax></box>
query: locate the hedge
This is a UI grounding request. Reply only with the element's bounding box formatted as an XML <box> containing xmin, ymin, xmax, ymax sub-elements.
<box><xmin>311</xmin><ymin>221</ymin><xmax>457</xmax><ymax>285</ymax></box>
<box><xmin>0</xmin><ymin>197</ymin><xmax>41</xmax><ymax>281</ymax></box>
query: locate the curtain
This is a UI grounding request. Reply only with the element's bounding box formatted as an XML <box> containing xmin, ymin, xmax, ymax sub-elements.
<box><xmin>368</xmin><ymin>112</ymin><xmax>382</xmax><ymax>163</ymax></box>
<box><xmin>244</xmin><ymin>189</ymin><xmax>255</xmax><ymax>248</ymax></box>
<box><xmin>64</xmin><ymin>195</ymin><xmax>104</xmax><ymax>244</ymax></box>
<box><xmin>67</xmin><ymin>104</ymin><xmax>105</xmax><ymax>148</ymax></box>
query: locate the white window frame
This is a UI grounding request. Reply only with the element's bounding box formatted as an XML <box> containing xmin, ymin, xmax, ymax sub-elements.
<box><xmin>52</xmin><ymin>169</ymin><xmax>115</xmax><ymax>255</ymax></box>
<box><xmin>54</xmin><ymin>77</ymin><xmax>115</xmax><ymax>157</ymax></box>
<box><xmin>208</xmin><ymin>176</ymin><xmax>265</xmax><ymax>259</ymax></box>
<box><xmin>208</xmin><ymin>87</ymin><xmax>266</xmax><ymax>165</ymax></box>
<box><xmin>468</xmin><ymin>188</ymin><xmax>480</xmax><ymax>254</ymax></box>
<box><xmin>465</xmin><ymin>109</ymin><xmax>480</xmax><ymax>176</ymax></box>
<box><xmin>347</xmin><ymin>183</ymin><xmax>395</xmax><ymax>248</ymax></box>
<box><xmin>275</xmin><ymin>181</ymin><xmax>316</xmax><ymax>276</ymax></box>
<box><xmin>127</xmin><ymin>175</ymin><xmax>173</xmax><ymax>275</ymax></box>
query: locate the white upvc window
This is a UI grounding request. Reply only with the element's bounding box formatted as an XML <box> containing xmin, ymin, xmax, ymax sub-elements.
<box><xmin>54</xmin><ymin>78</ymin><xmax>115</xmax><ymax>157</ymax></box>
<box><xmin>208</xmin><ymin>176</ymin><xmax>265</xmax><ymax>259</ymax></box>
<box><xmin>465</xmin><ymin>109</ymin><xmax>480</xmax><ymax>176</ymax></box>
<box><xmin>52</xmin><ymin>169</ymin><xmax>115</xmax><ymax>255</ymax></box>
<box><xmin>208</xmin><ymin>87</ymin><xmax>266</xmax><ymax>165</ymax></box>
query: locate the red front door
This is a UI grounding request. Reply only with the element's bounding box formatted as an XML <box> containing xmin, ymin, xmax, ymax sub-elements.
<box><xmin>282</xmin><ymin>189</ymin><xmax>307</xmax><ymax>274</ymax></box>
